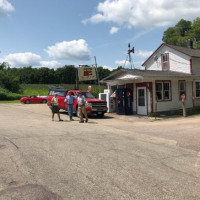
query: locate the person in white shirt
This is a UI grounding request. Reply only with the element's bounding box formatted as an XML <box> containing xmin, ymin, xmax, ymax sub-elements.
<box><xmin>77</xmin><ymin>92</ymin><xmax>88</xmax><ymax>123</ymax></box>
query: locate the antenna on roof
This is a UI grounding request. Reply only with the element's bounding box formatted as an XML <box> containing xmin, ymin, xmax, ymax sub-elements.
<box><xmin>123</xmin><ymin>43</ymin><xmax>134</xmax><ymax>69</ymax></box>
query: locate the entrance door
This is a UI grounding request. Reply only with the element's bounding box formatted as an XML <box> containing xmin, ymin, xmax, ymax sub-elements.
<box><xmin>137</xmin><ymin>87</ymin><xmax>147</xmax><ymax>115</ymax></box>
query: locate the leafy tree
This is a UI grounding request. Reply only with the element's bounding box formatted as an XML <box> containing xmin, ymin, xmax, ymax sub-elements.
<box><xmin>36</xmin><ymin>67</ymin><xmax>55</xmax><ymax>84</ymax></box>
<box><xmin>18</xmin><ymin>67</ymin><xmax>37</xmax><ymax>84</ymax></box>
<box><xmin>97</xmin><ymin>66</ymin><xmax>112</xmax><ymax>80</ymax></box>
<box><xmin>162</xmin><ymin>17</ymin><xmax>200</xmax><ymax>48</ymax></box>
<box><xmin>55</xmin><ymin>65</ymin><xmax>76</xmax><ymax>84</ymax></box>
<box><xmin>0</xmin><ymin>62</ymin><xmax>20</xmax><ymax>93</ymax></box>
<box><xmin>112</xmin><ymin>66</ymin><xmax>123</xmax><ymax>73</ymax></box>
<box><xmin>0</xmin><ymin>62</ymin><xmax>9</xmax><ymax>70</ymax></box>
<box><xmin>190</xmin><ymin>17</ymin><xmax>200</xmax><ymax>48</ymax></box>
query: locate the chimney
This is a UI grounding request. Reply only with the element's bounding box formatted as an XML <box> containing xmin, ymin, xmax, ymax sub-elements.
<box><xmin>186</xmin><ymin>39</ymin><xmax>193</xmax><ymax>49</ymax></box>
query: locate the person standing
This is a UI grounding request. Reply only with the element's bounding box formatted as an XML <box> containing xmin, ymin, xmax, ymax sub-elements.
<box><xmin>88</xmin><ymin>85</ymin><xmax>92</xmax><ymax>94</ymax></box>
<box><xmin>51</xmin><ymin>93</ymin><xmax>63</xmax><ymax>121</ymax></box>
<box><xmin>64</xmin><ymin>92</ymin><xmax>76</xmax><ymax>121</ymax></box>
<box><xmin>77</xmin><ymin>92</ymin><xmax>88</xmax><ymax>123</ymax></box>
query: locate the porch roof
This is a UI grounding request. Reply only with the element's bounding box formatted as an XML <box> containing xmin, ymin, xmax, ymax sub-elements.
<box><xmin>101</xmin><ymin>69</ymin><xmax>199</xmax><ymax>83</ymax></box>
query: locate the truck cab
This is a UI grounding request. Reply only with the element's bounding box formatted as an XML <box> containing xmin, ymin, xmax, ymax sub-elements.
<box><xmin>47</xmin><ymin>87</ymin><xmax>69</xmax><ymax>110</ymax></box>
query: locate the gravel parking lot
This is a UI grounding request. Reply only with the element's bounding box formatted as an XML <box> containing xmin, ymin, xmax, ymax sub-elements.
<box><xmin>0</xmin><ymin>103</ymin><xmax>200</xmax><ymax>200</ymax></box>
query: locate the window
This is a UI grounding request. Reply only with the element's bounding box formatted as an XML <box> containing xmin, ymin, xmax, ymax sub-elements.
<box><xmin>138</xmin><ymin>89</ymin><xmax>145</xmax><ymax>106</ymax></box>
<box><xmin>195</xmin><ymin>81</ymin><xmax>200</xmax><ymax>98</ymax></box>
<box><xmin>156</xmin><ymin>81</ymin><xmax>171</xmax><ymax>101</ymax></box>
<box><xmin>162</xmin><ymin>53</ymin><xmax>169</xmax><ymax>71</ymax></box>
<box><xmin>179</xmin><ymin>81</ymin><xmax>186</xmax><ymax>99</ymax></box>
<box><xmin>82</xmin><ymin>92</ymin><xmax>95</xmax><ymax>99</ymax></box>
<box><xmin>156</xmin><ymin>82</ymin><xmax>162</xmax><ymax>100</ymax></box>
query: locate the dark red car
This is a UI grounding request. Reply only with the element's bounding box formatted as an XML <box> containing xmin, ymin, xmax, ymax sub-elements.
<box><xmin>20</xmin><ymin>95</ymin><xmax>47</xmax><ymax>104</ymax></box>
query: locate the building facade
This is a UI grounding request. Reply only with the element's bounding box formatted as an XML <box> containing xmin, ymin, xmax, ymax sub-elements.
<box><xmin>101</xmin><ymin>43</ymin><xmax>200</xmax><ymax>115</ymax></box>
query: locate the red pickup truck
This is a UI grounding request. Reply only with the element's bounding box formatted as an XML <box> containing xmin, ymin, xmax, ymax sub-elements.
<box><xmin>47</xmin><ymin>87</ymin><xmax>107</xmax><ymax>117</ymax></box>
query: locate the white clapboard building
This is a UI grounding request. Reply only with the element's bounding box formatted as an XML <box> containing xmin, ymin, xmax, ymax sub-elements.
<box><xmin>101</xmin><ymin>43</ymin><xmax>200</xmax><ymax>115</ymax></box>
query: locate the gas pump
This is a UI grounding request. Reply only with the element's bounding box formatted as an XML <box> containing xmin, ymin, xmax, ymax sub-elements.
<box><xmin>116</xmin><ymin>88</ymin><xmax>125</xmax><ymax>114</ymax></box>
<box><xmin>124</xmin><ymin>88</ymin><xmax>133</xmax><ymax>115</ymax></box>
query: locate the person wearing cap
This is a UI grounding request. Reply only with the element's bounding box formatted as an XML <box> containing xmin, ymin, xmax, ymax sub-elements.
<box><xmin>64</xmin><ymin>91</ymin><xmax>77</xmax><ymax>121</ymax></box>
<box><xmin>51</xmin><ymin>93</ymin><xmax>63</xmax><ymax>121</ymax></box>
<box><xmin>77</xmin><ymin>92</ymin><xmax>88</xmax><ymax>123</ymax></box>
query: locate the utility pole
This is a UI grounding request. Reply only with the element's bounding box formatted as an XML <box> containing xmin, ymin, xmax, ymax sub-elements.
<box><xmin>94</xmin><ymin>56</ymin><xmax>101</xmax><ymax>93</ymax></box>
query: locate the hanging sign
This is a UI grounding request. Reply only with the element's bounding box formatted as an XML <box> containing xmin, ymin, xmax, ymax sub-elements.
<box><xmin>78</xmin><ymin>67</ymin><xmax>97</xmax><ymax>81</ymax></box>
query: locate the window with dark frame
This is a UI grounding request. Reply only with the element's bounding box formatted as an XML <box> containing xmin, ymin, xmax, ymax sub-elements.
<box><xmin>156</xmin><ymin>82</ymin><xmax>162</xmax><ymax>100</ymax></box>
<box><xmin>156</xmin><ymin>81</ymin><xmax>171</xmax><ymax>101</ymax></box>
<box><xmin>163</xmin><ymin>82</ymin><xmax>170</xmax><ymax>100</ymax></box>
<box><xmin>195</xmin><ymin>81</ymin><xmax>200</xmax><ymax>97</ymax></box>
<box><xmin>179</xmin><ymin>81</ymin><xmax>186</xmax><ymax>99</ymax></box>
<box><xmin>162</xmin><ymin>53</ymin><xmax>169</xmax><ymax>71</ymax></box>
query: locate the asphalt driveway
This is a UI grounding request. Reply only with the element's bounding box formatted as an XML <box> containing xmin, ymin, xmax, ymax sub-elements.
<box><xmin>0</xmin><ymin>103</ymin><xmax>200</xmax><ymax>200</ymax></box>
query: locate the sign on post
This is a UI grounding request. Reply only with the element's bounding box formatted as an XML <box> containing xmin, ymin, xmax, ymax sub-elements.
<box><xmin>78</xmin><ymin>67</ymin><xmax>97</xmax><ymax>81</ymax></box>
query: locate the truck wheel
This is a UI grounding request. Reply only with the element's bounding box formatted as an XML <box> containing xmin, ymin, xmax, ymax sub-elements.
<box><xmin>97</xmin><ymin>113</ymin><xmax>104</xmax><ymax>118</ymax></box>
<box><xmin>25</xmin><ymin>100</ymin><xmax>30</xmax><ymax>104</ymax></box>
<box><xmin>42</xmin><ymin>99</ymin><xmax>47</xmax><ymax>103</ymax></box>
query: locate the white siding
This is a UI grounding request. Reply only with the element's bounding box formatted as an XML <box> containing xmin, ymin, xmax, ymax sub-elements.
<box><xmin>192</xmin><ymin>58</ymin><xmax>200</xmax><ymax>75</ymax></box>
<box><xmin>153</xmin><ymin>80</ymin><xmax>193</xmax><ymax>112</ymax></box>
<box><xmin>145</xmin><ymin>46</ymin><xmax>191</xmax><ymax>73</ymax></box>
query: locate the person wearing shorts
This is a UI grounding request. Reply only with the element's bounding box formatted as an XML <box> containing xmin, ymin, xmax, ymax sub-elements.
<box><xmin>51</xmin><ymin>93</ymin><xmax>63</xmax><ymax>121</ymax></box>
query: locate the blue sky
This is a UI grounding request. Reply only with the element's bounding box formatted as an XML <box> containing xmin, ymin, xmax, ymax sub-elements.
<box><xmin>0</xmin><ymin>0</ymin><xmax>200</xmax><ymax>70</ymax></box>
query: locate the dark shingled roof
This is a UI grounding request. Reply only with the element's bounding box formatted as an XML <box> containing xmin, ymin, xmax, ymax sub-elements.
<box><xmin>165</xmin><ymin>44</ymin><xmax>200</xmax><ymax>57</ymax></box>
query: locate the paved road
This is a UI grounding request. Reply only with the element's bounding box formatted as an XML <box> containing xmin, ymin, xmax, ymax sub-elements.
<box><xmin>0</xmin><ymin>103</ymin><xmax>200</xmax><ymax>200</ymax></box>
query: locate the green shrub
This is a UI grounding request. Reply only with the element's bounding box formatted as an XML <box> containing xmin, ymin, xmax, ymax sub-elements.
<box><xmin>0</xmin><ymin>87</ymin><xmax>22</xmax><ymax>100</ymax></box>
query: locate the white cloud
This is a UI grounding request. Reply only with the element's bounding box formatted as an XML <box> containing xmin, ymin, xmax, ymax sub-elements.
<box><xmin>0</xmin><ymin>0</ymin><xmax>14</xmax><ymax>17</ymax></box>
<box><xmin>40</xmin><ymin>60</ymin><xmax>61</xmax><ymax>69</ymax></box>
<box><xmin>134</xmin><ymin>50</ymin><xmax>153</xmax><ymax>59</ymax></box>
<box><xmin>1</xmin><ymin>52</ymin><xmax>41</xmax><ymax>67</ymax></box>
<box><xmin>84</xmin><ymin>0</ymin><xmax>200</xmax><ymax>30</ymax></box>
<box><xmin>110</xmin><ymin>27</ymin><xmax>119</xmax><ymax>34</ymax></box>
<box><xmin>102</xmin><ymin>65</ymin><xmax>114</xmax><ymax>71</ymax></box>
<box><xmin>45</xmin><ymin>39</ymin><xmax>91</xmax><ymax>61</ymax></box>
<box><xmin>115</xmin><ymin>60</ymin><xmax>128</xmax><ymax>67</ymax></box>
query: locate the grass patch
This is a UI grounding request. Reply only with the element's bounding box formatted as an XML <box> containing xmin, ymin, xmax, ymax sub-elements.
<box><xmin>0</xmin><ymin>100</ymin><xmax>21</xmax><ymax>103</ymax></box>
<box><xmin>20</xmin><ymin>84</ymin><xmax>106</xmax><ymax>97</ymax></box>
<box><xmin>0</xmin><ymin>84</ymin><xmax>107</xmax><ymax>101</ymax></box>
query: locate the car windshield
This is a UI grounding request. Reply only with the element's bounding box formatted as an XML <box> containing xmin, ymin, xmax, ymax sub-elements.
<box><xmin>81</xmin><ymin>92</ymin><xmax>95</xmax><ymax>99</ymax></box>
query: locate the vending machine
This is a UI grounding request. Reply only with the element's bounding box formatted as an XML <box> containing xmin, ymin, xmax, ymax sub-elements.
<box><xmin>99</xmin><ymin>89</ymin><xmax>116</xmax><ymax>113</ymax></box>
<box><xmin>124</xmin><ymin>88</ymin><xmax>133</xmax><ymax>115</ymax></box>
<box><xmin>116</xmin><ymin>88</ymin><xmax>125</xmax><ymax>115</ymax></box>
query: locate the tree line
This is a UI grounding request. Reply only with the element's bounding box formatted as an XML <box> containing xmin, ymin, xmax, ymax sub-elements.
<box><xmin>0</xmin><ymin>62</ymin><xmax>116</xmax><ymax>93</ymax></box>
